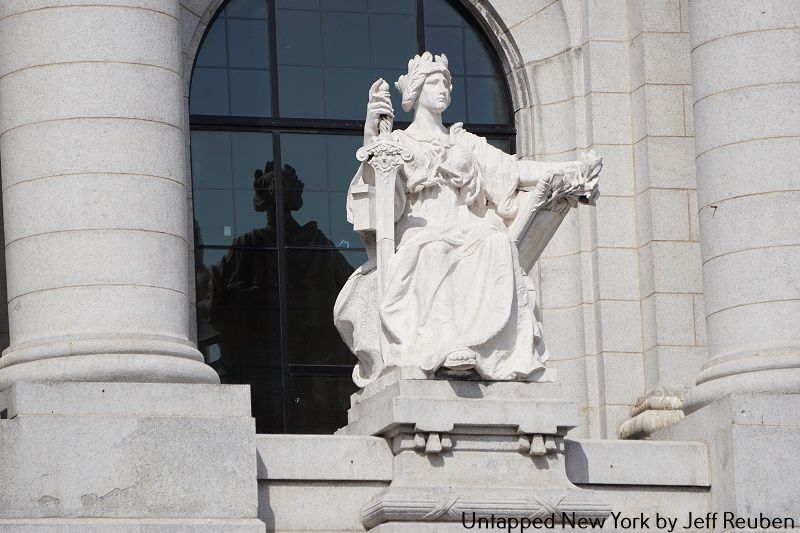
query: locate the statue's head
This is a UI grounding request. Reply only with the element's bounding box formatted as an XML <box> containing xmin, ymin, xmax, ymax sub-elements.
<box><xmin>253</xmin><ymin>161</ymin><xmax>304</xmax><ymax>213</ymax></box>
<box><xmin>395</xmin><ymin>52</ymin><xmax>452</xmax><ymax>113</ymax></box>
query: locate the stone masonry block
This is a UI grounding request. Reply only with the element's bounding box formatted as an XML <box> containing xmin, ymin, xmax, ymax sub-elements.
<box><xmin>645</xmin><ymin>85</ymin><xmax>685</xmax><ymax>136</ymax></box>
<box><xmin>597</xmin><ymin>248</ymin><xmax>639</xmax><ymax>300</ymax></box>
<box><xmin>650</xmin><ymin>241</ymin><xmax>703</xmax><ymax>293</ymax></box>
<box><xmin>586</xmin><ymin>41</ymin><xmax>629</xmax><ymax>93</ymax></box>
<box><xmin>0</xmin><ymin>383</ymin><xmax>259</xmax><ymax>522</ymax></box>
<box><xmin>599</xmin><ymin>300</ymin><xmax>642</xmax><ymax>353</ymax></box>
<box><xmin>654</xmin><ymin>293</ymin><xmax>696</xmax><ymax>346</ymax></box>
<box><xmin>588</xmin><ymin>92</ymin><xmax>631</xmax><ymax>145</ymax></box>
<box><xmin>595</xmin><ymin>196</ymin><xmax>637</xmax><ymax>248</ymax></box>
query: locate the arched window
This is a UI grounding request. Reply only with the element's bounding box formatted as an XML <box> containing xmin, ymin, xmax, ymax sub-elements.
<box><xmin>190</xmin><ymin>0</ymin><xmax>515</xmax><ymax>434</ymax></box>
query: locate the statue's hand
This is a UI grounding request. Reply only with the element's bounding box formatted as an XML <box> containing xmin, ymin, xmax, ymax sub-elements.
<box><xmin>579</xmin><ymin>150</ymin><xmax>603</xmax><ymax>182</ymax></box>
<box><xmin>364</xmin><ymin>78</ymin><xmax>394</xmax><ymax>145</ymax></box>
<box><xmin>573</xmin><ymin>150</ymin><xmax>602</xmax><ymax>205</ymax></box>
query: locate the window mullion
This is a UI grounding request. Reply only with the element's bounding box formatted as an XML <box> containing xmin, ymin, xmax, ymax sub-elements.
<box><xmin>272</xmin><ymin>133</ymin><xmax>294</xmax><ymax>433</ymax></box>
<box><xmin>416</xmin><ymin>0</ymin><xmax>426</xmax><ymax>54</ymax></box>
<box><xmin>268</xmin><ymin>0</ymin><xmax>280</xmax><ymax>119</ymax></box>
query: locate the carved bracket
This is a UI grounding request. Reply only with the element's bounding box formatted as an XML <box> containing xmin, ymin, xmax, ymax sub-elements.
<box><xmin>516</xmin><ymin>434</ymin><xmax>563</xmax><ymax>457</ymax></box>
<box><xmin>392</xmin><ymin>431</ymin><xmax>454</xmax><ymax>455</ymax></box>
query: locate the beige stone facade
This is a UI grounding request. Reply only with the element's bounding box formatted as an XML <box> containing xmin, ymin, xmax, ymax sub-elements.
<box><xmin>0</xmin><ymin>0</ymin><xmax>798</xmax><ymax>531</ymax></box>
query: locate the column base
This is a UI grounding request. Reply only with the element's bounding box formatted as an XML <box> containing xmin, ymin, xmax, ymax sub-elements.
<box><xmin>0</xmin><ymin>382</ymin><xmax>262</xmax><ymax>530</ymax></box>
<box><xmin>0</xmin><ymin>336</ymin><xmax>220</xmax><ymax>388</ymax></box>
<box><xmin>684</xmin><ymin>346</ymin><xmax>800</xmax><ymax>413</ymax></box>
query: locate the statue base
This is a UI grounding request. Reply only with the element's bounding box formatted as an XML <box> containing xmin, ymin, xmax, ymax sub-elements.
<box><xmin>337</xmin><ymin>367</ymin><xmax>612</xmax><ymax>531</ymax></box>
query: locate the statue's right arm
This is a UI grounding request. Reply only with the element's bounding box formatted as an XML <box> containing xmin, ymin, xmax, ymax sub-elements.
<box><xmin>364</xmin><ymin>78</ymin><xmax>394</xmax><ymax>146</ymax></box>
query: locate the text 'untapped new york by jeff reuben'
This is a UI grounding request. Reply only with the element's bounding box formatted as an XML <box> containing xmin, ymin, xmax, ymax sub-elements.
<box><xmin>461</xmin><ymin>511</ymin><xmax>796</xmax><ymax>531</ymax></box>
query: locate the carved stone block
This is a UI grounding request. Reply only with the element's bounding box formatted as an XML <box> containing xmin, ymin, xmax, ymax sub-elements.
<box><xmin>337</xmin><ymin>369</ymin><xmax>611</xmax><ymax>530</ymax></box>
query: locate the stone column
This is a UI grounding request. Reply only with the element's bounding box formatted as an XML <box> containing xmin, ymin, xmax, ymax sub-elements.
<box><xmin>684</xmin><ymin>0</ymin><xmax>800</xmax><ymax>410</ymax></box>
<box><xmin>0</xmin><ymin>0</ymin><xmax>218</xmax><ymax>386</ymax></box>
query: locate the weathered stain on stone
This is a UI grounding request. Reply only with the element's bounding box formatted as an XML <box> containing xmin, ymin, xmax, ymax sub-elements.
<box><xmin>36</xmin><ymin>494</ymin><xmax>63</xmax><ymax>515</ymax></box>
<box><xmin>80</xmin><ymin>485</ymin><xmax>135</xmax><ymax>513</ymax></box>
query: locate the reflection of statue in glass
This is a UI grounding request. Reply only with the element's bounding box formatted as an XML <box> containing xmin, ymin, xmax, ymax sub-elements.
<box><xmin>197</xmin><ymin>162</ymin><xmax>354</xmax><ymax>432</ymax></box>
<box><xmin>334</xmin><ymin>52</ymin><xmax>601</xmax><ymax>386</ymax></box>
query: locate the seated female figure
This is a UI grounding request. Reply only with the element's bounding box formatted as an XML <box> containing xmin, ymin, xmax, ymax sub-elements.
<box><xmin>334</xmin><ymin>52</ymin><xmax>600</xmax><ymax>386</ymax></box>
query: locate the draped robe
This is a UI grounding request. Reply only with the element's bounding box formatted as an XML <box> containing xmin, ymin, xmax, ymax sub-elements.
<box><xmin>334</xmin><ymin>123</ymin><xmax>548</xmax><ymax>386</ymax></box>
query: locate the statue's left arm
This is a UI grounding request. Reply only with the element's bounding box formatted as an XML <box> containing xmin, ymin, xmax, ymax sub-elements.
<box><xmin>507</xmin><ymin>151</ymin><xmax>603</xmax><ymax>271</ymax></box>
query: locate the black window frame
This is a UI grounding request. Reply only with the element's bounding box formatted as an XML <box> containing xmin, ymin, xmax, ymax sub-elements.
<box><xmin>190</xmin><ymin>0</ymin><xmax>516</xmax><ymax>433</ymax></box>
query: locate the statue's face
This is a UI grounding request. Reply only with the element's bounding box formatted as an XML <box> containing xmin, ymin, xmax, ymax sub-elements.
<box><xmin>417</xmin><ymin>72</ymin><xmax>451</xmax><ymax>114</ymax></box>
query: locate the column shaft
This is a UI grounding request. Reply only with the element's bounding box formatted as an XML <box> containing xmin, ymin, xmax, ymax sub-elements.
<box><xmin>0</xmin><ymin>1</ymin><xmax>218</xmax><ymax>385</ymax></box>
<box><xmin>685</xmin><ymin>0</ymin><xmax>800</xmax><ymax>410</ymax></box>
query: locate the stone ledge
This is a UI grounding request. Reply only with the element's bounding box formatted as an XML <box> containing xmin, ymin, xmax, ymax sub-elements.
<box><xmin>565</xmin><ymin>439</ymin><xmax>710</xmax><ymax>487</ymax></box>
<box><xmin>259</xmin><ymin>482</ymin><xmax>387</xmax><ymax>532</ymax></box>
<box><xmin>0</xmin><ymin>381</ymin><xmax>251</xmax><ymax>418</ymax></box>
<box><xmin>339</xmin><ymin>376</ymin><xmax>576</xmax><ymax>436</ymax></box>
<box><xmin>352</xmin><ymin>366</ymin><xmax>559</xmax><ymax>404</ymax></box>
<box><xmin>256</xmin><ymin>435</ymin><xmax>393</xmax><ymax>481</ymax></box>
<box><xmin>0</xmin><ymin>518</ymin><xmax>265</xmax><ymax>532</ymax></box>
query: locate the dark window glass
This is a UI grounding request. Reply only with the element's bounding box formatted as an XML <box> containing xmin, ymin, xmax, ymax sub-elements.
<box><xmin>369</xmin><ymin>14</ymin><xmax>417</xmax><ymax>72</ymax></box>
<box><xmin>192</xmin><ymin>131</ymin><xmax>274</xmax><ymax>245</ymax></box>
<box><xmin>276</xmin><ymin>0</ymin><xmax>318</xmax><ymax>9</ymax></box>
<box><xmin>290</xmin><ymin>375</ymin><xmax>357</xmax><ymax>434</ymax></box>
<box><xmin>466</xmin><ymin>76</ymin><xmax>507</xmax><ymax>124</ymax></box>
<box><xmin>194</xmin><ymin>188</ymin><xmax>235</xmax><ymax>246</ymax></box>
<box><xmin>322</xmin><ymin>0</ymin><xmax>367</xmax><ymax>11</ymax></box>
<box><xmin>423</xmin><ymin>0</ymin><xmax>462</xmax><ymax>26</ymax></box>
<box><xmin>285</xmin><ymin>249</ymin><xmax>363</xmax><ymax>365</ymax></box>
<box><xmin>190</xmin><ymin>2</ymin><xmax>272</xmax><ymax>116</ymax></box>
<box><xmin>444</xmin><ymin>74</ymin><xmax>467</xmax><ymax>124</ymax></box>
<box><xmin>276</xmin><ymin>9</ymin><xmax>322</xmax><ymax>66</ymax></box>
<box><xmin>276</xmin><ymin>0</ymin><xmax>416</xmax><ymax>120</ymax></box>
<box><xmin>195</xmin><ymin>22</ymin><xmax>227</xmax><ymax>68</ymax></box>
<box><xmin>281</xmin><ymin>133</ymin><xmax>364</xmax><ymax>249</ymax></box>
<box><xmin>230</xmin><ymin>69</ymin><xmax>271</xmax><ymax>116</ymax></box>
<box><xmin>423</xmin><ymin>0</ymin><xmax>510</xmax><ymax>125</ymax></box>
<box><xmin>322</xmin><ymin>12</ymin><xmax>369</xmax><ymax>67</ymax></box>
<box><xmin>190</xmin><ymin>69</ymin><xmax>230</xmax><ymax>115</ymax></box>
<box><xmin>227</xmin><ymin>19</ymin><xmax>269</xmax><ymax>68</ymax></box>
<box><xmin>278</xmin><ymin>66</ymin><xmax>324</xmax><ymax>118</ymax></box>
<box><xmin>323</xmin><ymin>68</ymin><xmax>374</xmax><ymax>120</ymax></box>
<box><xmin>190</xmin><ymin>0</ymin><xmax>514</xmax><ymax>433</ymax></box>
<box><xmin>464</xmin><ymin>26</ymin><xmax>495</xmax><ymax>76</ymax></box>
<box><xmin>368</xmin><ymin>0</ymin><xmax>415</xmax><ymax>14</ymax></box>
<box><xmin>487</xmin><ymin>138</ymin><xmax>512</xmax><ymax>153</ymax></box>
<box><xmin>226</xmin><ymin>0</ymin><xmax>268</xmax><ymax>18</ymax></box>
<box><xmin>424</xmin><ymin>26</ymin><xmax>464</xmax><ymax>75</ymax></box>
<box><xmin>191</xmin><ymin>131</ymin><xmax>234</xmax><ymax>189</ymax></box>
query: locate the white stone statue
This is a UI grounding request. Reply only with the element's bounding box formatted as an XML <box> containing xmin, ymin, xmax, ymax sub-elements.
<box><xmin>334</xmin><ymin>52</ymin><xmax>601</xmax><ymax>386</ymax></box>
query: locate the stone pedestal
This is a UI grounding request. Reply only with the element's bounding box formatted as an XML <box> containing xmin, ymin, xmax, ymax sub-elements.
<box><xmin>0</xmin><ymin>382</ymin><xmax>265</xmax><ymax>532</ymax></box>
<box><xmin>338</xmin><ymin>369</ymin><xmax>611</xmax><ymax>531</ymax></box>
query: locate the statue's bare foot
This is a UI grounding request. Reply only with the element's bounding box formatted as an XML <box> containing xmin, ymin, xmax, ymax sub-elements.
<box><xmin>443</xmin><ymin>348</ymin><xmax>477</xmax><ymax>371</ymax></box>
